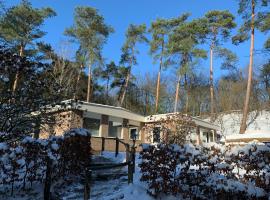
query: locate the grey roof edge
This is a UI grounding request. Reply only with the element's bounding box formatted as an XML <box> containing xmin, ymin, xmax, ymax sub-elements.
<box><xmin>62</xmin><ymin>99</ymin><xmax>146</xmax><ymax>119</ymax></box>
<box><xmin>61</xmin><ymin>100</ymin><xmax>220</xmax><ymax>130</ymax></box>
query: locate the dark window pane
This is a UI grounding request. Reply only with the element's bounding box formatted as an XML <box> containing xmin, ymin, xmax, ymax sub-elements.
<box><xmin>130</xmin><ymin>128</ymin><xmax>139</xmax><ymax>140</ymax></box>
<box><xmin>83</xmin><ymin>118</ymin><xmax>100</xmax><ymax>136</ymax></box>
<box><xmin>153</xmin><ymin>127</ymin><xmax>161</xmax><ymax>143</ymax></box>
<box><xmin>108</xmin><ymin>121</ymin><xmax>121</xmax><ymax>138</ymax></box>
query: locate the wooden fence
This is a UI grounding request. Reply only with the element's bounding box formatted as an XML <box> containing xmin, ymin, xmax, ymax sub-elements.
<box><xmin>83</xmin><ymin>137</ymin><xmax>136</xmax><ymax>199</ymax></box>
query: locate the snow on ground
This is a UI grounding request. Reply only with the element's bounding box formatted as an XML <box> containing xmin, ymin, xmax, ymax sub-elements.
<box><xmin>91</xmin><ymin>152</ymin><xmax>179</xmax><ymax>200</ymax></box>
<box><xmin>226</xmin><ymin>130</ymin><xmax>270</xmax><ymax>140</ymax></box>
<box><xmin>213</xmin><ymin>110</ymin><xmax>270</xmax><ymax>137</ymax></box>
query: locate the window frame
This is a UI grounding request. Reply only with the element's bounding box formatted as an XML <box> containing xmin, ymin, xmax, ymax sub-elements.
<box><xmin>83</xmin><ymin>117</ymin><xmax>101</xmax><ymax>137</ymax></box>
<box><xmin>108</xmin><ymin>121</ymin><xmax>123</xmax><ymax>139</ymax></box>
<box><xmin>129</xmin><ymin>127</ymin><xmax>140</xmax><ymax>140</ymax></box>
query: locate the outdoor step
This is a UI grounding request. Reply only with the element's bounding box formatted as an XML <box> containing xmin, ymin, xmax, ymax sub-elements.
<box><xmin>94</xmin><ymin>172</ymin><xmax>128</xmax><ymax>181</ymax></box>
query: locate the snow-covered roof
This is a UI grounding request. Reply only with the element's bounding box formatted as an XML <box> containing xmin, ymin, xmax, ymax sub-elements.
<box><xmin>62</xmin><ymin>99</ymin><xmax>146</xmax><ymax>122</ymax></box>
<box><xmin>58</xmin><ymin>100</ymin><xmax>220</xmax><ymax>130</ymax></box>
<box><xmin>145</xmin><ymin>113</ymin><xmax>220</xmax><ymax>131</ymax></box>
<box><xmin>226</xmin><ymin>130</ymin><xmax>270</xmax><ymax>143</ymax></box>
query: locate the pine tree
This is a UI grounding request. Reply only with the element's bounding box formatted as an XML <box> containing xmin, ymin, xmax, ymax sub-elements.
<box><xmin>65</xmin><ymin>6</ymin><xmax>113</xmax><ymax>102</ymax></box>
<box><xmin>168</xmin><ymin>18</ymin><xmax>207</xmax><ymax>112</ymax></box>
<box><xmin>119</xmin><ymin>24</ymin><xmax>148</xmax><ymax>106</ymax></box>
<box><xmin>149</xmin><ymin>14</ymin><xmax>189</xmax><ymax>113</ymax></box>
<box><xmin>203</xmin><ymin>10</ymin><xmax>236</xmax><ymax>121</ymax></box>
<box><xmin>74</xmin><ymin>47</ymin><xmax>87</xmax><ymax>99</ymax></box>
<box><xmin>100</xmin><ymin>61</ymin><xmax>118</xmax><ymax>99</ymax></box>
<box><xmin>233</xmin><ymin>0</ymin><xmax>269</xmax><ymax>133</ymax></box>
<box><xmin>0</xmin><ymin>0</ymin><xmax>56</xmax><ymax>92</ymax></box>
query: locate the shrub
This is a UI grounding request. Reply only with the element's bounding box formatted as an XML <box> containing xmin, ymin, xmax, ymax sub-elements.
<box><xmin>0</xmin><ymin>128</ymin><xmax>91</xmax><ymax>195</ymax></box>
<box><xmin>143</xmin><ymin>113</ymin><xmax>195</xmax><ymax>145</ymax></box>
<box><xmin>140</xmin><ymin>144</ymin><xmax>180</xmax><ymax>197</ymax></box>
<box><xmin>140</xmin><ymin>143</ymin><xmax>270</xmax><ymax>199</ymax></box>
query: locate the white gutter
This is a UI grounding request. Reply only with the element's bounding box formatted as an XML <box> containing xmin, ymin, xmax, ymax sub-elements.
<box><xmin>145</xmin><ymin>113</ymin><xmax>220</xmax><ymax>131</ymax></box>
<box><xmin>62</xmin><ymin>99</ymin><xmax>145</xmax><ymax>122</ymax></box>
<box><xmin>61</xmin><ymin>100</ymin><xmax>220</xmax><ymax>130</ymax></box>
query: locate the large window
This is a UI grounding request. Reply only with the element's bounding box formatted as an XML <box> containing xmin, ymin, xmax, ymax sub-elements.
<box><xmin>83</xmin><ymin>118</ymin><xmax>100</xmax><ymax>136</ymax></box>
<box><xmin>129</xmin><ymin>127</ymin><xmax>139</xmax><ymax>140</ymax></box>
<box><xmin>108</xmin><ymin>121</ymin><xmax>122</xmax><ymax>138</ymax></box>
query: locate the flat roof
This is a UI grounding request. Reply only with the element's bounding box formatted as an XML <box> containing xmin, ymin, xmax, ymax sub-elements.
<box><xmin>62</xmin><ymin>100</ymin><xmax>220</xmax><ymax>131</ymax></box>
<box><xmin>145</xmin><ymin>113</ymin><xmax>220</xmax><ymax>131</ymax></box>
<box><xmin>62</xmin><ymin>100</ymin><xmax>146</xmax><ymax>122</ymax></box>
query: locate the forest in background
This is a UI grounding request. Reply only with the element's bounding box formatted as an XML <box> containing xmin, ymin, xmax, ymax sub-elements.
<box><xmin>0</xmin><ymin>0</ymin><xmax>270</xmax><ymax>135</ymax></box>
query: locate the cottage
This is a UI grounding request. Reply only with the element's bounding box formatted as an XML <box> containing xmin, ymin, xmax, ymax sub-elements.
<box><xmin>39</xmin><ymin>100</ymin><xmax>221</xmax><ymax>152</ymax></box>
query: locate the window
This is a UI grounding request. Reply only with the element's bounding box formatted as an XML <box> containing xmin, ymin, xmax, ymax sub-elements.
<box><xmin>153</xmin><ymin>127</ymin><xmax>161</xmax><ymax>143</ymax></box>
<box><xmin>129</xmin><ymin>127</ymin><xmax>139</xmax><ymax>140</ymax></box>
<box><xmin>83</xmin><ymin>118</ymin><xmax>100</xmax><ymax>136</ymax></box>
<box><xmin>202</xmin><ymin>132</ymin><xmax>212</xmax><ymax>143</ymax></box>
<box><xmin>108</xmin><ymin>121</ymin><xmax>122</xmax><ymax>138</ymax></box>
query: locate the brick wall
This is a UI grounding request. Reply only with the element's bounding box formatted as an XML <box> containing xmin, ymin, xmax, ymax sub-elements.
<box><xmin>91</xmin><ymin>136</ymin><xmax>143</xmax><ymax>152</ymax></box>
<box><xmin>39</xmin><ymin>110</ymin><xmax>148</xmax><ymax>152</ymax></box>
<box><xmin>39</xmin><ymin>109</ymin><xmax>83</xmax><ymax>139</ymax></box>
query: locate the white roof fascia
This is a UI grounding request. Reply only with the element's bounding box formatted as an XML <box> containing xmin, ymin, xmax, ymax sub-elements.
<box><xmin>61</xmin><ymin>100</ymin><xmax>220</xmax><ymax>130</ymax></box>
<box><xmin>192</xmin><ymin>117</ymin><xmax>220</xmax><ymax>131</ymax></box>
<box><xmin>64</xmin><ymin>100</ymin><xmax>145</xmax><ymax>122</ymax></box>
<box><xmin>145</xmin><ymin>113</ymin><xmax>220</xmax><ymax>131</ymax></box>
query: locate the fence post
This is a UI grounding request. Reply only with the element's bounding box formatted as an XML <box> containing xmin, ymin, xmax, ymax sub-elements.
<box><xmin>128</xmin><ymin>160</ymin><xmax>133</xmax><ymax>184</ymax></box>
<box><xmin>126</xmin><ymin>144</ymin><xmax>133</xmax><ymax>184</ymax></box>
<box><xmin>44</xmin><ymin>158</ymin><xmax>52</xmax><ymax>200</ymax></box>
<box><xmin>101</xmin><ymin>137</ymin><xmax>105</xmax><ymax>152</ymax></box>
<box><xmin>126</xmin><ymin>144</ymin><xmax>130</xmax><ymax>163</ymax></box>
<box><xmin>131</xmin><ymin>146</ymin><xmax>135</xmax><ymax>173</ymax></box>
<box><xmin>84</xmin><ymin>169</ymin><xmax>92</xmax><ymax>200</ymax></box>
<box><xmin>115</xmin><ymin>137</ymin><xmax>119</xmax><ymax>157</ymax></box>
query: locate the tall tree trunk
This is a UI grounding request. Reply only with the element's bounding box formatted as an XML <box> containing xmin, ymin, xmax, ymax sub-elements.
<box><xmin>119</xmin><ymin>47</ymin><xmax>134</xmax><ymax>106</ymax></box>
<box><xmin>210</xmin><ymin>42</ymin><xmax>215</xmax><ymax>122</ymax></box>
<box><xmin>184</xmin><ymin>74</ymin><xmax>189</xmax><ymax>114</ymax></box>
<box><xmin>239</xmin><ymin>0</ymin><xmax>255</xmax><ymax>134</ymax></box>
<box><xmin>155</xmin><ymin>40</ymin><xmax>164</xmax><ymax>114</ymax></box>
<box><xmin>174</xmin><ymin>73</ymin><xmax>181</xmax><ymax>112</ymax></box>
<box><xmin>86</xmin><ymin>63</ymin><xmax>92</xmax><ymax>102</ymax></box>
<box><xmin>73</xmin><ymin>64</ymin><xmax>83</xmax><ymax>100</ymax></box>
<box><xmin>12</xmin><ymin>45</ymin><xmax>24</xmax><ymax>93</ymax></box>
<box><xmin>145</xmin><ymin>91</ymin><xmax>149</xmax><ymax>115</ymax></box>
<box><xmin>155</xmin><ymin>64</ymin><xmax>162</xmax><ymax>114</ymax></box>
<box><xmin>106</xmin><ymin>76</ymin><xmax>110</xmax><ymax>104</ymax></box>
<box><xmin>119</xmin><ymin>68</ymin><xmax>131</xmax><ymax>106</ymax></box>
<box><xmin>106</xmin><ymin>77</ymin><xmax>110</xmax><ymax>98</ymax></box>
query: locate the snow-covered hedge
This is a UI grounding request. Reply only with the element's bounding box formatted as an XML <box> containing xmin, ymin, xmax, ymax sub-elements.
<box><xmin>0</xmin><ymin>128</ymin><xmax>91</xmax><ymax>195</ymax></box>
<box><xmin>140</xmin><ymin>143</ymin><xmax>270</xmax><ymax>199</ymax></box>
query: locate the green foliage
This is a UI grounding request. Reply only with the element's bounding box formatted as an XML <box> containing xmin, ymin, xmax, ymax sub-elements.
<box><xmin>120</xmin><ymin>24</ymin><xmax>148</xmax><ymax>66</ymax></box>
<box><xmin>215</xmin><ymin>47</ymin><xmax>238</xmax><ymax>70</ymax></box>
<box><xmin>0</xmin><ymin>0</ymin><xmax>56</xmax><ymax>54</ymax></box>
<box><xmin>65</xmin><ymin>6</ymin><xmax>113</xmax><ymax>64</ymax></box>
<box><xmin>258</xmin><ymin>12</ymin><xmax>270</xmax><ymax>50</ymax></box>
<box><xmin>204</xmin><ymin>10</ymin><xmax>236</xmax><ymax>45</ymax></box>
<box><xmin>96</xmin><ymin>61</ymin><xmax>118</xmax><ymax>96</ymax></box>
<box><xmin>100</xmin><ymin>61</ymin><xmax>118</xmax><ymax>81</ymax></box>
<box><xmin>149</xmin><ymin>13</ymin><xmax>190</xmax><ymax>67</ymax></box>
<box><xmin>111</xmin><ymin>66</ymin><xmax>130</xmax><ymax>89</ymax></box>
<box><xmin>203</xmin><ymin>10</ymin><xmax>237</xmax><ymax>77</ymax></box>
<box><xmin>168</xmin><ymin>18</ymin><xmax>207</xmax><ymax>75</ymax></box>
<box><xmin>232</xmin><ymin>0</ymin><xmax>269</xmax><ymax>45</ymax></box>
<box><xmin>0</xmin><ymin>47</ymin><xmax>66</xmax><ymax>137</ymax></box>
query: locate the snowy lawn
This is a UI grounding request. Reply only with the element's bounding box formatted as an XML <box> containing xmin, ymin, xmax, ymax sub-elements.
<box><xmin>1</xmin><ymin>143</ymin><xmax>269</xmax><ymax>199</ymax></box>
<box><xmin>96</xmin><ymin>151</ymin><xmax>180</xmax><ymax>200</ymax></box>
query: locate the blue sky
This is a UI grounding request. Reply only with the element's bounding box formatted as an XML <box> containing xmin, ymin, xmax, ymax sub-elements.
<box><xmin>4</xmin><ymin>0</ymin><xmax>269</xmax><ymax>81</ymax></box>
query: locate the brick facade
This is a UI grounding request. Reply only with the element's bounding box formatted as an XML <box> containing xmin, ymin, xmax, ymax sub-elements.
<box><xmin>39</xmin><ymin>109</ymin><xmax>147</xmax><ymax>152</ymax></box>
<box><xmin>39</xmin><ymin>109</ymin><xmax>83</xmax><ymax>139</ymax></box>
